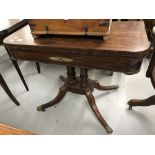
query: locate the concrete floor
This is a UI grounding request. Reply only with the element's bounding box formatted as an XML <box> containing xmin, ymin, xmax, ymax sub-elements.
<box><xmin>0</xmin><ymin>46</ymin><xmax>155</xmax><ymax>135</ymax></box>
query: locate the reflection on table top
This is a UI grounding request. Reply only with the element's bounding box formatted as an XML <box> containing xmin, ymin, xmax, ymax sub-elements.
<box><xmin>4</xmin><ymin>21</ymin><xmax>150</xmax><ymax>55</ymax></box>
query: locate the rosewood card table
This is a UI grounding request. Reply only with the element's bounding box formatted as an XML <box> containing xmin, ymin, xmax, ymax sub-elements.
<box><xmin>3</xmin><ymin>21</ymin><xmax>150</xmax><ymax>133</ymax></box>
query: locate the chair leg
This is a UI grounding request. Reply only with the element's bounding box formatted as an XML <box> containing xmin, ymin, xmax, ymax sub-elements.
<box><xmin>0</xmin><ymin>73</ymin><xmax>20</xmax><ymax>106</ymax></box>
<box><xmin>35</xmin><ymin>62</ymin><xmax>41</xmax><ymax>73</ymax></box>
<box><xmin>4</xmin><ymin>47</ymin><xmax>29</xmax><ymax>91</ymax></box>
<box><xmin>11</xmin><ymin>59</ymin><xmax>29</xmax><ymax>91</ymax></box>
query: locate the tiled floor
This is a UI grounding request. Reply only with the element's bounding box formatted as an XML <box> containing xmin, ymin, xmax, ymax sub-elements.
<box><xmin>0</xmin><ymin>46</ymin><xmax>155</xmax><ymax>135</ymax></box>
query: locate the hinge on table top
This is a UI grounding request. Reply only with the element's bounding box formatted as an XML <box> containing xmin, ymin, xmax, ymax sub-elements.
<box><xmin>83</xmin><ymin>25</ymin><xmax>89</xmax><ymax>33</ymax></box>
<box><xmin>45</xmin><ymin>25</ymin><xmax>49</xmax><ymax>33</ymax></box>
<box><xmin>99</xmin><ymin>21</ymin><xmax>109</xmax><ymax>27</ymax></box>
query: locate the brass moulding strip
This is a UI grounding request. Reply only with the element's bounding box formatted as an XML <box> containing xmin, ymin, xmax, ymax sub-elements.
<box><xmin>49</xmin><ymin>57</ymin><xmax>73</xmax><ymax>62</ymax></box>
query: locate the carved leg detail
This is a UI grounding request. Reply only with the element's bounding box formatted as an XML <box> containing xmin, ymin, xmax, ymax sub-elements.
<box><xmin>93</xmin><ymin>81</ymin><xmax>119</xmax><ymax>91</ymax></box>
<box><xmin>85</xmin><ymin>89</ymin><xmax>113</xmax><ymax>133</ymax></box>
<box><xmin>37</xmin><ymin>85</ymin><xmax>68</xmax><ymax>112</ymax></box>
<box><xmin>128</xmin><ymin>95</ymin><xmax>155</xmax><ymax>110</ymax></box>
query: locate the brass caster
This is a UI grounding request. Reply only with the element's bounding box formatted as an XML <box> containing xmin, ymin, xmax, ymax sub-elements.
<box><xmin>114</xmin><ymin>85</ymin><xmax>119</xmax><ymax>89</ymax></box>
<box><xmin>37</xmin><ymin>106</ymin><xmax>45</xmax><ymax>112</ymax></box>
<box><xmin>128</xmin><ymin>105</ymin><xmax>132</xmax><ymax>110</ymax></box>
<box><xmin>59</xmin><ymin>75</ymin><xmax>66</xmax><ymax>82</ymax></box>
<box><xmin>105</xmin><ymin>125</ymin><xmax>113</xmax><ymax>133</ymax></box>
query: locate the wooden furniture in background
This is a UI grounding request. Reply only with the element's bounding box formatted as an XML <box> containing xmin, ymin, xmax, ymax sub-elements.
<box><xmin>0</xmin><ymin>20</ymin><xmax>28</xmax><ymax>106</ymax></box>
<box><xmin>0</xmin><ymin>73</ymin><xmax>20</xmax><ymax>106</ymax></box>
<box><xmin>144</xmin><ymin>19</ymin><xmax>155</xmax><ymax>58</ymax></box>
<box><xmin>0</xmin><ymin>19</ymin><xmax>29</xmax><ymax>91</ymax></box>
<box><xmin>143</xmin><ymin>19</ymin><xmax>155</xmax><ymax>42</ymax></box>
<box><xmin>0</xmin><ymin>123</ymin><xmax>34</xmax><ymax>135</ymax></box>
<box><xmin>0</xmin><ymin>19</ymin><xmax>42</xmax><ymax>106</ymax></box>
<box><xmin>128</xmin><ymin>37</ymin><xmax>155</xmax><ymax>109</ymax></box>
<box><xmin>113</xmin><ymin>19</ymin><xmax>155</xmax><ymax>58</ymax></box>
<box><xmin>4</xmin><ymin>21</ymin><xmax>150</xmax><ymax>133</ymax></box>
<box><xmin>0</xmin><ymin>19</ymin><xmax>41</xmax><ymax>91</ymax></box>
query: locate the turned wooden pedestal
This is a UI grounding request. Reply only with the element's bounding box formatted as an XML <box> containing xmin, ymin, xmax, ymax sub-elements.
<box><xmin>37</xmin><ymin>66</ymin><xmax>119</xmax><ymax>133</ymax></box>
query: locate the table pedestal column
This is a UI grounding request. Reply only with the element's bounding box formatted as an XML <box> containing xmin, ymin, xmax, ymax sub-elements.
<box><xmin>37</xmin><ymin>66</ymin><xmax>119</xmax><ymax>133</ymax></box>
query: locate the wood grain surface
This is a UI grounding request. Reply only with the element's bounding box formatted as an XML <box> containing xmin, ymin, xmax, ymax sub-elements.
<box><xmin>4</xmin><ymin>21</ymin><xmax>150</xmax><ymax>74</ymax></box>
<box><xmin>28</xmin><ymin>19</ymin><xmax>112</xmax><ymax>38</ymax></box>
<box><xmin>0</xmin><ymin>123</ymin><xmax>34</xmax><ymax>135</ymax></box>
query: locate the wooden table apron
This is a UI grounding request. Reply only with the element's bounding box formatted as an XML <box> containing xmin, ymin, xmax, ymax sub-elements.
<box><xmin>3</xmin><ymin>21</ymin><xmax>150</xmax><ymax>133</ymax></box>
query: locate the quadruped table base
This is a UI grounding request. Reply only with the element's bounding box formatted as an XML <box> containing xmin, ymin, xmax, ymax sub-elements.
<box><xmin>37</xmin><ymin>66</ymin><xmax>119</xmax><ymax>133</ymax></box>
